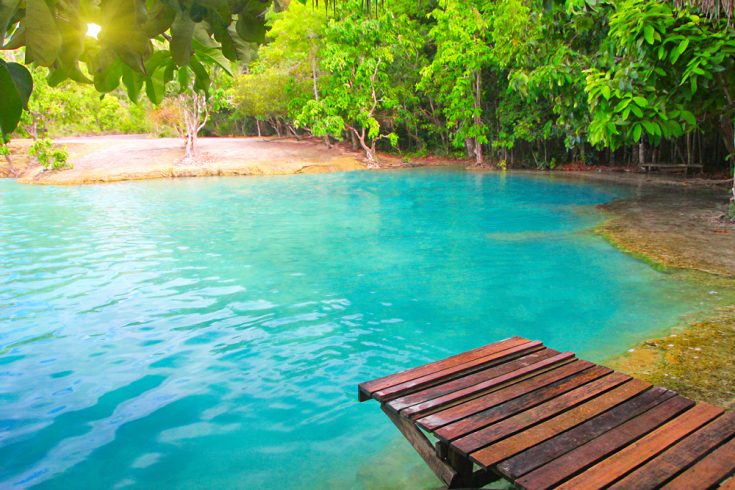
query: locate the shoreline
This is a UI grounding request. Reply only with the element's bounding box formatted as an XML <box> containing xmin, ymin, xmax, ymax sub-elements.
<box><xmin>584</xmin><ymin>175</ymin><xmax>735</xmax><ymax>408</ymax></box>
<box><xmin>5</xmin><ymin>139</ymin><xmax>735</xmax><ymax>405</ymax></box>
<box><xmin>2</xmin><ymin>136</ymin><xmax>366</xmax><ymax>185</ymax></box>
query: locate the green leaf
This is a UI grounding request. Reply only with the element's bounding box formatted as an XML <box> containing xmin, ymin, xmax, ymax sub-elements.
<box><xmin>171</xmin><ymin>11</ymin><xmax>195</xmax><ymax>66</ymax></box>
<box><xmin>613</xmin><ymin>98</ymin><xmax>631</xmax><ymax>112</ymax></box>
<box><xmin>177</xmin><ymin>64</ymin><xmax>190</xmax><ymax>88</ymax></box>
<box><xmin>25</xmin><ymin>0</ymin><xmax>62</xmax><ymax>66</ymax></box>
<box><xmin>600</xmin><ymin>85</ymin><xmax>611</xmax><ymax>100</ymax></box>
<box><xmin>46</xmin><ymin>66</ymin><xmax>68</xmax><ymax>86</ymax></box>
<box><xmin>189</xmin><ymin>56</ymin><xmax>210</xmax><ymax>94</ymax></box>
<box><xmin>0</xmin><ymin>0</ymin><xmax>20</xmax><ymax>47</ymax></box>
<box><xmin>192</xmin><ymin>38</ymin><xmax>232</xmax><ymax>76</ymax></box>
<box><xmin>145</xmin><ymin>68</ymin><xmax>166</xmax><ymax>105</ymax></box>
<box><xmin>632</xmin><ymin>123</ymin><xmax>642</xmax><ymax>142</ymax></box>
<box><xmin>670</xmin><ymin>38</ymin><xmax>689</xmax><ymax>64</ymax></box>
<box><xmin>6</xmin><ymin>62</ymin><xmax>32</xmax><ymax>110</ymax></box>
<box><xmin>121</xmin><ymin>67</ymin><xmax>144</xmax><ymax>102</ymax></box>
<box><xmin>632</xmin><ymin>96</ymin><xmax>648</xmax><ymax>108</ymax></box>
<box><xmin>142</xmin><ymin>3</ymin><xmax>176</xmax><ymax>37</ymax></box>
<box><xmin>93</xmin><ymin>59</ymin><xmax>123</xmax><ymax>93</ymax></box>
<box><xmin>99</xmin><ymin>0</ymin><xmax>152</xmax><ymax>73</ymax></box>
<box><xmin>643</xmin><ymin>25</ymin><xmax>654</xmax><ymax>45</ymax></box>
<box><xmin>641</xmin><ymin>120</ymin><xmax>659</xmax><ymax>136</ymax></box>
<box><xmin>236</xmin><ymin>13</ymin><xmax>267</xmax><ymax>43</ymax></box>
<box><xmin>0</xmin><ymin>60</ymin><xmax>22</xmax><ymax>141</ymax></box>
<box><xmin>630</xmin><ymin>104</ymin><xmax>643</xmax><ymax>118</ymax></box>
<box><xmin>680</xmin><ymin>110</ymin><xmax>696</xmax><ymax>126</ymax></box>
<box><xmin>1</xmin><ymin>24</ymin><xmax>25</xmax><ymax>50</ymax></box>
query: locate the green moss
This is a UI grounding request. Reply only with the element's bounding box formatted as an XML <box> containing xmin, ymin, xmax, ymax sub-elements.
<box><xmin>594</xmin><ymin>225</ymin><xmax>670</xmax><ymax>273</ymax></box>
<box><xmin>608</xmin><ymin>307</ymin><xmax>735</xmax><ymax>408</ymax></box>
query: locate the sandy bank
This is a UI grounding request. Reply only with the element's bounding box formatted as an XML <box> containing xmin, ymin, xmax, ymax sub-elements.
<box><xmin>542</xmin><ymin>171</ymin><xmax>735</xmax><ymax>276</ymax></box>
<box><xmin>556</xmin><ymin>172</ymin><xmax>735</xmax><ymax>407</ymax></box>
<box><xmin>5</xmin><ymin>135</ymin><xmax>365</xmax><ymax>185</ymax></box>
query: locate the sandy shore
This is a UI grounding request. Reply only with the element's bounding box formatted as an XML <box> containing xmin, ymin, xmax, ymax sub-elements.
<box><xmin>3</xmin><ymin>135</ymin><xmax>365</xmax><ymax>185</ymax></box>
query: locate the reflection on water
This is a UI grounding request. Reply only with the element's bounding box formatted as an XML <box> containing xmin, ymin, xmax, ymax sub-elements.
<box><xmin>0</xmin><ymin>171</ymin><xmax>720</xmax><ymax>488</ymax></box>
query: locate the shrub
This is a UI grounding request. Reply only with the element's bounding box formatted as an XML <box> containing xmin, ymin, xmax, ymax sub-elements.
<box><xmin>29</xmin><ymin>139</ymin><xmax>72</xmax><ymax>171</ymax></box>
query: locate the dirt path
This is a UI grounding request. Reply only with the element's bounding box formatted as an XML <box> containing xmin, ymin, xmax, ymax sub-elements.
<box><xmin>5</xmin><ymin>135</ymin><xmax>365</xmax><ymax>185</ymax></box>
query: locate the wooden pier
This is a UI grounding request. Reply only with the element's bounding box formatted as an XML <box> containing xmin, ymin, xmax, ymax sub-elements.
<box><xmin>358</xmin><ymin>337</ymin><xmax>735</xmax><ymax>489</ymax></box>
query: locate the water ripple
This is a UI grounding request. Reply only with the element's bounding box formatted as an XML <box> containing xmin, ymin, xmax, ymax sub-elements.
<box><xmin>0</xmin><ymin>172</ymin><xmax>711</xmax><ymax>488</ymax></box>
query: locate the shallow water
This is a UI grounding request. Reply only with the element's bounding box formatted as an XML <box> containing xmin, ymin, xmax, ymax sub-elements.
<box><xmin>0</xmin><ymin>170</ymin><xmax>719</xmax><ymax>488</ymax></box>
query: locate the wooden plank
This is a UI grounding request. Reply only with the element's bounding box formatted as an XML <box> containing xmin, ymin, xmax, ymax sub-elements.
<box><xmin>720</xmin><ymin>477</ymin><xmax>735</xmax><ymax>490</ymax></box>
<box><xmin>498</xmin><ymin>386</ymin><xmax>676</xmax><ymax>479</ymax></box>
<box><xmin>416</xmin><ymin>359</ymin><xmax>595</xmax><ymax>431</ymax></box>
<box><xmin>435</xmin><ymin>365</ymin><xmax>612</xmax><ymax>443</ymax></box>
<box><xmin>450</xmin><ymin>371</ymin><xmax>630</xmax><ymax>455</ymax></box>
<box><xmin>358</xmin><ymin>337</ymin><xmax>530</xmax><ymax>401</ymax></box>
<box><xmin>372</xmin><ymin>340</ymin><xmax>544</xmax><ymax>402</ymax></box>
<box><xmin>555</xmin><ymin>403</ymin><xmax>724</xmax><ymax>490</ymax></box>
<box><xmin>391</xmin><ymin>351</ymin><xmax>575</xmax><ymax>416</ymax></box>
<box><xmin>516</xmin><ymin>395</ymin><xmax>695</xmax><ymax>490</ymax></box>
<box><xmin>387</xmin><ymin>348</ymin><xmax>562</xmax><ymax>413</ymax></box>
<box><xmin>661</xmin><ymin>436</ymin><xmax>735</xmax><ymax>490</ymax></box>
<box><xmin>609</xmin><ymin>411</ymin><xmax>735</xmax><ymax>490</ymax></box>
<box><xmin>471</xmin><ymin>379</ymin><xmax>652</xmax><ymax>468</ymax></box>
<box><xmin>379</xmin><ymin>405</ymin><xmax>461</xmax><ymax>488</ymax></box>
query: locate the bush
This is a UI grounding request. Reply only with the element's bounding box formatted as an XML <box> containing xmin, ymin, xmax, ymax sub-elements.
<box><xmin>29</xmin><ymin>139</ymin><xmax>72</xmax><ymax>171</ymax></box>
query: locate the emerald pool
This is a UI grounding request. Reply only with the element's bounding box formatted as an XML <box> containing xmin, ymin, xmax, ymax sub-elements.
<box><xmin>0</xmin><ymin>170</ymin><xmax>715</xmax><ymax>488</ymax></box>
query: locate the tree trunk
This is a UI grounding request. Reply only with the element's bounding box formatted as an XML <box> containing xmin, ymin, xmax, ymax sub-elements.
<box><xmin>3</xmin><ymin>152</ymin><xmax>19</xmax><ymax>177</ymax></box>
<box><xmin>351</xmin><ymin>126</ymin><xmax>378</xmax><ymax>167</ymax></box>
<box><xmin>473</xmin><ymin>70</ymin><xmax>484</xmax><ymax>165</ymax></box>
<box><xmin>180</xmin><ymin>92</ymin><xmax>208</xmax><ymax>162</ymax></box>
<box><xmin>465</xmin><ymin>138</ymin><xmax>475</xmax><ymax>161</ymax></box>
<box><xmin>311</xmin><ymin>56</ymin><xmax>320</xmax><ymax>102</ymax></box>
<box><xmin>256</xmin><ymin>119</ymin><xmax>262</xmax><ymax>137</ymax></box>
<box><xmin>720</xmin><ymin>116</ymin><xmax>735</xmax><ymax>204</ymax></box>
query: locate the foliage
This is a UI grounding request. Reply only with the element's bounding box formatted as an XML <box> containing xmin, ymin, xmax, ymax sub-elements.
<box><xmin>418</xmin><ymin>0</ymin><xmax>494</xmax><ymax>164</ymax></box>
<box><xmin>28</xmin><ymin>137</ymin><xmax>71</xmax><ymax>171</ymax></box>
<box><xmin>18</xmin><ymin>66</ymin><xmax>151</xmax><ymax>137</ymax></box>
<box><xmin>2</xmin><ymin>0</ymin><xmax>735</xmax><ymax>191</ymax></box>
<box><xmin>0</xmin><ymin>0</ymin><xmax>267</xmax><ymax>136</ymax></box>
<box><xmin>294</xmin><ymin>2</ymin><xmax>416</xmax><ymax>163</ymax></box>
<box><xmin>585</xmin><ymin>0</ymin><xmax>735</xmax><ymax>150</ymax></box>
<box><xmin>231</xmin><ymin>2</ymin><xmax>323</xmax><ymax>135</ymax></box>
<box><xmin>0</xmin><ymin>56</ymin><xmax>32</xmax><ymax>141</ymax></box>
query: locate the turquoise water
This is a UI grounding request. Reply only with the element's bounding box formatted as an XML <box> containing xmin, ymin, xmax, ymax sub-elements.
<box><xmin>0</xmin><ymin>170</ymin><xmax>710</xmax><ymax>488</ymax></box>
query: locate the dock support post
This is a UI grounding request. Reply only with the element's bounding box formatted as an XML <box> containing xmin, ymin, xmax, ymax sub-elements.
<box><xmin>381</xmin><ymin>406</ymin><xmax>470</xmax><ymax>488</ymax></box>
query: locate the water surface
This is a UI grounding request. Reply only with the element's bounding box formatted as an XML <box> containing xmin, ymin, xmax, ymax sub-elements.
<box><xmin>0</xmin><ymin>170</ymin><xmax>715</xmax><ymax>488</ymax></box>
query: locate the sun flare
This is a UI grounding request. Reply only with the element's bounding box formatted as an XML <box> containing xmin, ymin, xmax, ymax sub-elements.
<box><xmin>86</xmin><ymin>23</ymin><xmax>101</xmax><ymax>39</ymax></box>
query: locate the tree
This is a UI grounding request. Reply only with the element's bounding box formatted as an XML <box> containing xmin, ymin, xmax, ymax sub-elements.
<box><xmin>586</xmin><ymin>0</ymin><xmax>735</xmax><ymax>201</ymax></box>
<box><xmin>295</xmin><ymin>4</ymin><xmax>417</xmax><ymax>165</ymax></box>
<box><xmin>232</xmin><ymin>2</ymin><xmax>323</xmax><ymax>138</ymax></box>
<box><xmin>418</xmin><ymin>0</ymin><xmax>494</xmax><ymax>165</ymax></box>
<box><xmin>0</xmin><ymin>0</ymin><xmax>266</xmax><ymax>140</ymax></box>
<box><xmin>233</xmin><ymin>70</ymin><xmax>292</xmax><ymax>136</ymax></box>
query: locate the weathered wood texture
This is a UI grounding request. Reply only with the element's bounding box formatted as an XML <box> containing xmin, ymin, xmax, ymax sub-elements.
<box><xmin>358</xmin><ymin>337</ymin><xmax>735</xmax><ymax>489</ymax></box>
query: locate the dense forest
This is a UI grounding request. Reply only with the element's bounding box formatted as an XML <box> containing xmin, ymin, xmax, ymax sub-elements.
<box><xmin>2</xmin><ymin>1</ymin><xmax>735</xmax><ymax>181</ymax></box>
<box><xmin>232</xmin><ymin>0</ymin><xmax>735</xmax><ymax>173</ymax></box>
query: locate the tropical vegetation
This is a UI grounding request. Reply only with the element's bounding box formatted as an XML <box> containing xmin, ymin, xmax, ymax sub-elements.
<box><xmin>0</xmin><ymin>0</ymin><xmax>733</xmax><ymax>205</ymax></box>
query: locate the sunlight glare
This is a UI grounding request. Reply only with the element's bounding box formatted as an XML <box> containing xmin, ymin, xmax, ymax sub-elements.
<box><xmin>86</xmin><ymin>23</ymin><xmax>101</xmax><ymax>39</ymax></box>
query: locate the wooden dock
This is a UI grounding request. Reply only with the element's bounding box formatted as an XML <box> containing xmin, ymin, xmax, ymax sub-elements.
<box><xmin>358</xmin><ymin>337</ymin><xmax>735</xmax><ymax>489</ymax></box>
